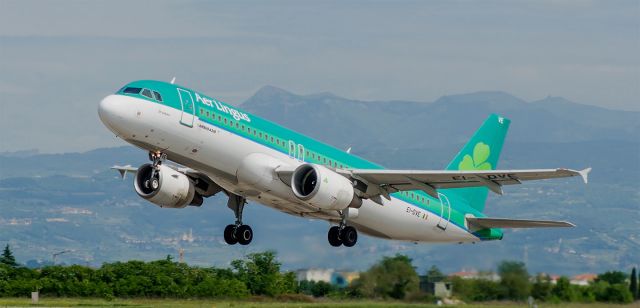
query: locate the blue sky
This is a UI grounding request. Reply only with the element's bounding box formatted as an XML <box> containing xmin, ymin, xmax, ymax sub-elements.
<box><xmin>0</xmin><ymin>0</ymin><xmax>638</xmax><ymax>152</ymax></box>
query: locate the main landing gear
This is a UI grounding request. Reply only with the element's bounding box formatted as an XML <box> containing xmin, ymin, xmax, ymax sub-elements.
<box><xmin>328</xmin><ymin>211</ymin><xmax>358</xmax><ymax>247</ymax></box>
<box><xmin>224</xmin><ymin>194</ymin><xmax>253</xmax><ymax>245</ymax></box>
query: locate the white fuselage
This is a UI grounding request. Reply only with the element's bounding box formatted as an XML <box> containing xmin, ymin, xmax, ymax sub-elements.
<box><xmin>99</xmin><ymin>94</ymin><xmax>480</xmax><ymax>243</ymax></box>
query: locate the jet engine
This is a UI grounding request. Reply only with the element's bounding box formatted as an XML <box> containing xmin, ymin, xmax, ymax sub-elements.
<box><xmin>291</xmin><ymin>164</ymin><xmax>362</xmax><ymax>210</ymax></box>
<box><xmin>134</xmin><ymin>163</ymin><xmax>202</xmax><ymax>208</ymax></box>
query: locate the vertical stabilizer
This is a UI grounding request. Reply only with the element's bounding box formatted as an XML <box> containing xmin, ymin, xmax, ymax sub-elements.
<box><xmin>444</xmin><ymin>114</ymin><xmax>510</xmax><ymax>212</ymax></box>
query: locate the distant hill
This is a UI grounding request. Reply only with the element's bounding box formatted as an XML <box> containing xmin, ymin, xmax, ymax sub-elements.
<box><xmin>0</xmin><ymin>87</ymin><xmax>637</xmax><ymax>276</ymax></box>
<box><xmin>242</xmin><ymin>87</ymin><xmax>639</xmax><ymax>151</ymax></box>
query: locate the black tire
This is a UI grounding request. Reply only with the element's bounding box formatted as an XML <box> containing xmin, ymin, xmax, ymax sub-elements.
<box><xmin>236</xmin><ymin>225</ymin><xmax>253</xmax><ymax>245</ymax></box>
<box><xmin>341</xmin><ymin>226</ymin><xmax>358</xmax><ymax>247</ymax></box>
<box><xmin>223</xmin><ymin>224</ymin><xmax>238</xmax><ymax>245</ymax></box>
<box><xmin>328</xmin><ymin>226</ymin><xmax>342</xmax><ymax>247</ymax></box>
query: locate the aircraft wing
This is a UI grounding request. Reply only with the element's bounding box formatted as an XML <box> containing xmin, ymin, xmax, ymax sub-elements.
<box><xmin>347</xmin><ymin>167</ymin><xmax>591</xmax><ymax>199</ymax></box>
<box><xmin>466</xmin><ymin>217</ymin><xmax>575</xmax><ymax>229</ymax></box>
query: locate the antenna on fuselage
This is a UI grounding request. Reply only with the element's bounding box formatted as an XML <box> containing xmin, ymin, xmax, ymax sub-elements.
<box><xmin>170</xmin><ymin>77</ymin><xmax>176</xmax><ymax>84</ymax></box>
<box><xmin>346</xmin><ymin>147</ymin><xmax>352</xmax><ymax>154</ymax></box>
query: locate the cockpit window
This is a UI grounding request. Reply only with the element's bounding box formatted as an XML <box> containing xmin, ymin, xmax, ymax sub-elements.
<box><xmin>141</xmin><ymin>89</ymin><xmax>153</xmax><ymax>99</ymax></box>
<box><xmin>153</xmin><ymin>91</ymin><xmax>163</xmax><ymax>102</ymax></box>
<box><xmin>123</xmin><ymin>87</ymin><xmax>142</xmax><ymax>94</ymax></box>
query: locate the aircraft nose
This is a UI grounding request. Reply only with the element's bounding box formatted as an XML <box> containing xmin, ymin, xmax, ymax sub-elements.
<box><xmin>98</xmin><ymin>94</ymin><xmax>127</xmax><ymax>134</ymax></box>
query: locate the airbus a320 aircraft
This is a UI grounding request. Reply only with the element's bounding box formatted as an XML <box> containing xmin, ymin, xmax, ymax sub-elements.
<box><xmin>99</xmin><ymin>80</ymin><xmax>590</xmax><ymax>247</ymax></box>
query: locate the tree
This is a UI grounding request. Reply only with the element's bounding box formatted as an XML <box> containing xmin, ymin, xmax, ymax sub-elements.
<box><xmin>231</xmin><ymin>251</ymin><xmax>294</xmax><ymax>296</ymax></box>
<box><xmin>497</xmin><ymin>261</ymin><xmax>530</xmax><ymax>300</ymax></box>
<box><xmin>630</xmin><ymin>267</ymin><xmax>638</xmax><ymax>300</ymax></box>
<box><xmin>531</xmin><ymin>274</ymin><xmax>553</xmax><ymax>301</ymax></box>
<box><xmin>0</xmin><ymin>244</ymin><xmax>18</xmax><ymax>268</ymax></box>
<box><xmin>596</xmin><ymin>271</ymin><xmax>626</xmax><ymax>285</ymax></box>
<box><xmin>552</xmin><ymin>276</ymin><xmax>579</xmax><ymax>302</ymax></box>
<box><xmin>603</xmin><ymin>283</ymin><xmax>633</xmax><ymax>304</ymax></box>
<box><xmin>426</xmin><ymin>265</ymin><xmax>444</xmax><ymax>283</ymax></box>
<box><xmin>354</xmin><ymin>254</ymin><xmax>419</xmax><ymax>299</ymax></box>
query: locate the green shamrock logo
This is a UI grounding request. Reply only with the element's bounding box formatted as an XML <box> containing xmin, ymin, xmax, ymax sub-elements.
<box><xmin>459</xmin><ymin>142</ymin><xmax>492</xmax><ymax>170</ymax></box>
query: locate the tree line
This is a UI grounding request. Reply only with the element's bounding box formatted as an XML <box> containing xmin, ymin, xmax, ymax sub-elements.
<box><xmin>1</xmin><ymin>245</ymin><xmax>294</xmax><ymax>299</ymax></box>
<box><xmin>1</xmin><ymin>244</ymin><xmax>638</xmax><ymax>304</ymax></box>
<box><xmin>450</xmin><ymin>261</ymin><xmax>637</xmax><ymax>304</ymax></box>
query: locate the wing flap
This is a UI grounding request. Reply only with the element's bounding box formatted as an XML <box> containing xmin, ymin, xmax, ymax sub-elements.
<box><xmin>467</xmin><ymin>217</ymin><xmax>575</xmax><ymax>229</ymax></box>
<box><xmin>349</xmin><ymin>168</ymin><xmax>590</xmax><ymax>197</ymax></box>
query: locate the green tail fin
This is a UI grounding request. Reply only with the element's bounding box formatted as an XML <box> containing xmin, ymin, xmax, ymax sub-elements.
<box><xmin>444</xmin><ymin>114</ymin><xmax>510</xmax><ymax>213</ymax></box>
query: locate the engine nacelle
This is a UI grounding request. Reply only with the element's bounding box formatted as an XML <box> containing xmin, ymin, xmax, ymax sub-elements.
<box><xmin>291</xmin><ymin>164</ymin><xmax>362</xmax><ymax>210</ymax></box>
<box><xmin>134</xmin><ymin>163</ymin><xmax>199</xmax><ymax>208</ymax></box>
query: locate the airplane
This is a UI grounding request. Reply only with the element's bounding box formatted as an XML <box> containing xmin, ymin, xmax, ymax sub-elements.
<box><xmin>98</xmin><ymin>80</ymin><xmax>591</xmax><ymax>247</ymax></box>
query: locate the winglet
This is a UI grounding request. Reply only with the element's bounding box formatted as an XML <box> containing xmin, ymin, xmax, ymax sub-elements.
<box><xmin>578</xmin><ymin>167</ymin><xmax>592</xmax><ymax>184</ymax></box>
<box><xmin>111</xmin><ymin>164</ymin><xmax>136</xmax><ymax>180</ymax></box>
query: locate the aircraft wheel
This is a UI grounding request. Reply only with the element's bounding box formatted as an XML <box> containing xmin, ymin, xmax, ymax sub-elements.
<box><xmin>328</xmin><ymin>226</ymin><xmax>342</xmax><ymax>247</ymax></box>
<box><xmin>236</xmin><ymin>225</ymin><xmax>253</xmax><ymax>245</ymax></box>
<box><xmin>341</xmin><ymin>226</ymin><xmax>358</xmax><ymax>247</ymax></box>
<box><xmin>223</xmin><ymin>224</ymin><xmax>238</xmax><ymax>245</ymax></box>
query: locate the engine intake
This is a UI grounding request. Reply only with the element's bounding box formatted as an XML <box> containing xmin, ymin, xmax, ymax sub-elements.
<box><xmin>291</xmin><ymin>164</ymin><xmax>361</xmax><ymax>210</ymax></box>
<box><xmin>134</xmin><ymin>163</ymin><xmax>200</xmax><ymax>208</ymax></box>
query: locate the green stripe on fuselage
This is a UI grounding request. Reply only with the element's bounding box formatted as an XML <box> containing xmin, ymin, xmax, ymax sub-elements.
<box><xmin>117</xmin><ymin>80</ymin><xmax>503</xmax><ymax>241</ymax></box>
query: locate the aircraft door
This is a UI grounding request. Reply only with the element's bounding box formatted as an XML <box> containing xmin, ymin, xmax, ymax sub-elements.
<box><xmin>437</xmin><ymin>192</ymin><xmax>451</xmax><ymax>230</ymax></box>
<box><xmin>288</xmin><ymin>140</ymin><xmax>296</xmax><ymax>159</ymax></box>
<box><xmin>297</xmin><ymin>144</ymin><xmax>305</xmax><ymax>162</ymax></box>
<box><xmin>177</xmin><ymin>88</ymin><xmax>195</xmax><ymax>127</ymax></box>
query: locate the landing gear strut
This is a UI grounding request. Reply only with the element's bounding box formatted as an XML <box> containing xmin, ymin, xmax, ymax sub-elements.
<box><xmin>327</xmin><ymin>210</ymin><xmax>358</xmax><ymax>247</ymax></box>
<box><xmin>144</xmin><ymin>151</ymin><xmax>167</xmax><ymax>191</ymax></box>
<box><xmin>224</xmin><ymin>194</ymin><xmax>253</xmax><ymax>245</ymax></box>
<box><xmin>149</xmin><ymin>151</ymin><xmax>167</xmax><ymax>166</ymax></box>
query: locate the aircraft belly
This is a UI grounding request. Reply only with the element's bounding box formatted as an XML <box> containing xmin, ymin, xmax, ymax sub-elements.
<box><xmin>352</xmin><ymin>198</ymin><xmax>479</xmax><ymax>243</ymax></box>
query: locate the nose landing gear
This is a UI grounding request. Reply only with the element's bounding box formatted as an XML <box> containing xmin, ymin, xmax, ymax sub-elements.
<box><xmin>224</xmin><ymin>194</ymin><xmax>253</xmax><ymax>245</ymax></box>
<box><xmin>143</xmin><ymin>151</ymin><xmax>167</xmax><ymax>190</ymax></box>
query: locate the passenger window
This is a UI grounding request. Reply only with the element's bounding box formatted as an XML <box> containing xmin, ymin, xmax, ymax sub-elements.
<box><xmin>123</xmin><ymin>87</ymin><xmax>142</xmax><ymax>94</ymax></box>
<box><xmin>141</xmin><ymin>89</ymin><xmax>153</xmax><ymax>98</ymax></box>
<box><xmin>153</xmin><ymin>91</ymin><xmax>163</xmax><ymax>101</ymax></box>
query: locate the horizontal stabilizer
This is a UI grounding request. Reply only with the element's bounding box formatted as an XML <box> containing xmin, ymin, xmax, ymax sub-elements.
<box><xmin>467</xmin><ymin>217</ymin><xmax>575</xmax><ymax>229</ymax></box>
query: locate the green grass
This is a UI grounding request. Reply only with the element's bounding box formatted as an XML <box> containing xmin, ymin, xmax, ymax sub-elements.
<box><xmin>0</xmin><ymin>298</ymin><xmax>633</xmax><ymax>307</ymax></box>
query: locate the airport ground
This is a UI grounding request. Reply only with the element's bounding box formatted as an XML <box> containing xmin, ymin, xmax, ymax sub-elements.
<box><xmin>0</xmin><ymin>297</ymin><xmax>635</xmax><ymax>308</ymax></box>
